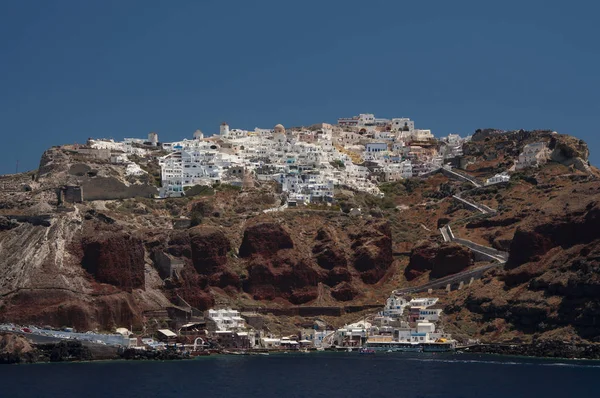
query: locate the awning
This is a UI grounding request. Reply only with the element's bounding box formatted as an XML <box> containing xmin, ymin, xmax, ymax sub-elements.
<box><xmin>157</xmin><ymin>329</ymin><xmax>177</xmax><ymax>337</ymax></box>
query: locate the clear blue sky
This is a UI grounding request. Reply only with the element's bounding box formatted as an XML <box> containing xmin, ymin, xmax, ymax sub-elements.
<box><xmin>1</xmin><ymin>0</ymin><xmax>599</xmax><ymax>174</ymax></box>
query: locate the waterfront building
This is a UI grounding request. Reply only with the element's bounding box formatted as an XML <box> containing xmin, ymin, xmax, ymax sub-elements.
<box><xmin>333</xmin><ymin>321</ymin><xmax>371</xmax><ymax>347</ymax></box>
<box><xmin>382</xmin><ymin>295</ymin><xmax>409</xmax><ymax>318</ymax></box>
<box><xmin>206</xmin><ymin>309</ymin><xmax>247</xmax><ymax>332</ymax></box>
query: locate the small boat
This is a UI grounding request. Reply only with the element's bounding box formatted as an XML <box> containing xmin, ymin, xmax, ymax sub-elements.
<box><xmin>316</xmin><ymin>347</ymin><xmax>325</xmax><ymax>352</ymax></box>
<box><xmin>359</xmin><ymin>348</ymin><xmax>376</xmax><ymax>355</ymax></box>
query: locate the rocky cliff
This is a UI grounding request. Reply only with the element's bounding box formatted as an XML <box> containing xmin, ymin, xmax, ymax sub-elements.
<box><xmin>445</xmin><ymin>189</ymin><xmax>600</xmax><ymax>343</ymax></box>
<box><xmin>0</xmin><ymin>133</ymin><xmax>599</xmax><ymax>342</ymax></box>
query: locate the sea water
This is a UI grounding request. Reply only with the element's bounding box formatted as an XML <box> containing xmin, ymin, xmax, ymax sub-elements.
<box><xmin>1</xmin><ymin>352</ymin><xmax>599</xmax><ymax>398</ymax></box>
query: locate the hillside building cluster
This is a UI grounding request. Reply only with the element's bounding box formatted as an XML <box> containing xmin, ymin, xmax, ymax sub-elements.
<box><xmin>3</xmin><ymin>293</ymin><xmax>455</xmax><ymax>353</ymax></box>
<box><xmin>515</xmin><ymin>142</ymin><xmax>551</xmax><ymax>170</ymax></box>
<box><xmin>332</xmin><ymin>294</ymin><xmax>453</xmax><ymax>351</ymax></box>
<box><xmin>87</xmin><ymin>113</ymin><xmax>473</xmax><ymax>203</ymax></box>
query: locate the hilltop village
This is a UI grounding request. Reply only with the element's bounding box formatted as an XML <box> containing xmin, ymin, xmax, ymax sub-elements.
<box><xmin>82</xmin><ymin>113</ymin><xmax>559</xmax><ymax>204</ymax></box>
<box><xmin>1</xmin><ymin>110</ymin><xmax>599</xmax><ymax>362</ymax></box>
<box><xmin>86</xmin><ymin>113</ymin><xmax>474</xmax><ymax>202</ymax></box>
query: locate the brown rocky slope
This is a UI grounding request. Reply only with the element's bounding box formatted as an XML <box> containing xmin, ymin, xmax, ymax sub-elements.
<box><xmin>0</xmin><ymin>131</ymin><xmax>598</xmax><ymax>342</ymax></box>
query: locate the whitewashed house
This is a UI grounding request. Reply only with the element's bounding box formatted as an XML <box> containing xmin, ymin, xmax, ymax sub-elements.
<box><xmin>516</xmin><ymin>142</ymin><xmax>550</xmax><ymax>170</ymax></box>
<box><xmin>486</xmin><ymin>172</ymin><xmax>510</xmax><ymax>185</ymax></box>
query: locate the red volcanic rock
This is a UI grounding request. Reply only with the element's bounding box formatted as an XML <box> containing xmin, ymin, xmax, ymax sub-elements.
<box><xmin>0</xmin><ymin>290</ymin><xmax>141</xmax><ymax>332</ymax></box>
<box><xmin>289</xmin><ymin>287</ymin><xmax>319</xmax><ymax>305</ymax></box>
<box><xmin>405</xmin><ymin>242</ymin><xmax>473</xmax><ymax>280</ymax></box>
<box><xmin>209</xmin><ymin>271</ymin><xmax>242</xmax><ymax>289</ymax></box>
<box><xmin>189</xmin><ymin>226</ymin><xmax>230</xmax><ymax>274</ymax></box>
<box><xmin>405</xmin><ymin>241</ymin><xmax>438</xmax><ymax>281</ymax></box>
<box><xmin>81</xmin><ymin>233</ymin><xmax>145</xmax><ymax>291</ymax></box>
<box><xmin>331</xmin><ymin>282</ymin><xmax>359</xmax><ymax>302</ymax></box>
<box><xmin>506</xmin><ymin>228</ymin><xmax>554</xmax><ymax>269</ymax></box>
<box><xmin>313</xmin><ymin>245</ymin><xmax>347</xmax><ymax>270</ymax></box>
<box><xmin>166</xmin><ymin>231</ymin><xmax>192</xmax><ymax>258</ymax></box>
<box><xmin>243</xmin><ymin>255</ymin><xmax>320</xmax><ymax>302</ymax></box>
<box><xmin>325</xmin><ymin>267</ymin><xmax>352</xmax><ymax>287</ymax></box>
<box><xmin>313</xmin><ymin>227</ymin><xmax>348</xmax><ymax>270</ymax></box>
<box><xmin>430</xmin><ymin>243</ymin><xmax>474</xmax><ymax>279</ymax></box>
<box><xmin>507</xmin><ymin>201</ymin><xmax>600</xmax><ymax>269</ymax></box>
<box><xmin>239</xmin><ymin>223</ymin><xmax>293</xmax><ymax>258</ymax></box>
<box><xmin>350</xmin><ymin>220</ymin><xmax>393</xmax><ymax>284</ymax></box>
<box><xmin>173</xmin><ymin>265</ymin><xmax>214</xmax><ymax>310</ymax></box>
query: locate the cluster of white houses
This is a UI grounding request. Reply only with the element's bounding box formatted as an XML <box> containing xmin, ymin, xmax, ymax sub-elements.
<box><xmin>332</xmin><ymin>294</ymin><xmax>455</xmax><ymax>352</ymax></box>
<box><xmin>85</xmin><ymin>114</ymin><xmax>559</xmax><ymax>204</ymax></box>
<box><xmin>120</xmin><ymin>294</ymin><xmax>454</xmax><ymax>353</ymax></box>
<box><xmin>88</xmin><ymin>113</ymin><xmax>475</xmax><ymax>202</ymax></box>
<box><xmin>121</xmin><ymin>308</ymin><xmax>333</xmax><ymax>351</ymax></box>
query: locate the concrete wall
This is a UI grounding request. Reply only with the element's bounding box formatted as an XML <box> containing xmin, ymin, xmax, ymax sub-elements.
<box><xmin>80</xmin><ymin>177</ymin><xmax>158</xmax><ymax>201</ymax></box>
<box><xmin>74</xmin><ymin>148</ymin><xmax>111</xmax><ymax>160</ymax></box>
<box><xmin>452</xmin><ymin>238</ymin><xmax>509</xmax><ymax>261</ymax></box>
<box><xmin>452</xmin><ymin>195</ymin><xmax>488</xmax><ymax>214</ymax></box>
<box><xmin>151</xmin><ymin>250</ymin><xmax>184</xmax><ymax>279</ymax></box>
<box><xmin>242</xmin><ymin>304</ymin><xmax>382</xmax><ymax>317</ymax></box>
<box><xmin>59</xmin><ymin>186</ymin><xmax>83</xmax><ymax>203</ymax></box>
<box><xmin>439</xmin><ymin>167</ymin><xmax>481</xmax><ymax>187</ymax></box>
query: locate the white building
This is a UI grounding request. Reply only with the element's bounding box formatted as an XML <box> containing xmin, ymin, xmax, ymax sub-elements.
<box><xmin>207</xmin><ymin>309</ymin><xmax>246</xmax><ymax>332</ymax></box>
<box><xmin>409</xmin><ymin>298</ymin><xmax>439</xmax><ymax>308</ymax></box>
<box><xmin>382</xmin><ymin>295</ymin><xmax>409</xmax><ymax>318</ymax></box>
<box><xmin>391</xmin><ymin>118</ymin><xmax>415</xmax><ymax>132</ymax></box>
<box><xmin>516</xmin><ymin>142</ymin><xmax>550</xmax><ymax>170</ymax></box>
<box><xmin>486</xmin><ymin>172</ymin><xmax>510</xmax><ymax>185</ymax></box>
<box><xmin>417</xmin><ymin>308</ymin><xmax>443</xmax><ymax>322</ymax></box>
<box><xmin>338</xmin><ymin>113</ymin><xmax>376</xmax><ymax>126</ymax></box>
<box><xmin>333</xmin><ymin>321</ymin><xmax>371</xmax><ymax>347</ymax></box>
<box><xmin>365</xmin><ymin>142</ymin><xmax>388</xmax><ymax>153</ymax></box>
<box><xmin>148</xmin><ymin>132</ymin><xmax>159</xmax><ymax>146</ymax></box>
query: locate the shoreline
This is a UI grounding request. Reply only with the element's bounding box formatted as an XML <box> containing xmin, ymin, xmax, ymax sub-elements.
<box><xmin>5</xmin><ymin>344</ymin><xmax>600</xmax><ymax>365</ymax></box>
<box><xmin>457</xmin><ymin>341</ymin><xmax>600</xmax><ymax>361</ymax></box>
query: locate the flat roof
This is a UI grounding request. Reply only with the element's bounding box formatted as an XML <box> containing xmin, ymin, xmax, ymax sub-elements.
<box><xmin>157</xmin><ymin>329</ymin><xmax>177</xmax><ymax>337</ymax></box>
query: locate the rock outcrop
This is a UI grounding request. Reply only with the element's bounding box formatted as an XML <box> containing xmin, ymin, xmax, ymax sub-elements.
<box><xmin>243</xmin><ymin>254</ymin><xmax>320</xmax><ymax>303</ymax></box>
<box><xmin>507</xmin><ymin>201</ymin><xmax>600</xmax><ymax>269</ymax></box>
<box><xmin>549</xmin><ymin>134</ymin><xmax>595</xmax><ymax>175</ymax></box>
<box><xmin>312</xmin><ymin>228</ymin><xmax>347</xmax><ymax>270</ymax></box>
<box><xmin>405</xmin><ymin>241</ymin><xmax>438</xmax><ymax>281</ymax></box>
<box><xmin>430</xmin><ymin>243</ymin><xmax>474</xmax><ymax>279</ymax></box>
<box><xmin>189</xmin><ymin>226</ymin><xmax>230</xmax><ymax>274</ymax></box>
<box><xmin>350</xmin><ymin>220</ymin><xmax>393</xmax><ymax>284</ymax></box>
<box><xmin>239</xmin><ymin>223</ymin><xmax>294</xmax><ymax>257</ymax></box>
<box><xmin>0</xmin><ymin>333</ymin><xmax>36</xmax><ymax>364</ymax></box>
<box><xmin>405</xmin><ymin>241</ymin><xmax>473</xmax><ymax>280</ymax></box>
<box><xmin>446</xmin><ymin>197</ymin><xmax>600</xmax><ymax>343</ymax></box>
<box><xmin>81</xmin><ymin>233</ymin><xmax>145</xmax><ymax>291</ymax></box>
<box><xmin>0</xmin><ymin>216</ymin><xmax>18</xmax><ymax>231</ymax></box>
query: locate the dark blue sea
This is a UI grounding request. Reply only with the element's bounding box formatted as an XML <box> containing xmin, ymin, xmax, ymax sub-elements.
<box><xmin>1</xmin><ymin>352</ymin><xmax>599</xmax><ymax>398</ymax></box>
